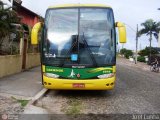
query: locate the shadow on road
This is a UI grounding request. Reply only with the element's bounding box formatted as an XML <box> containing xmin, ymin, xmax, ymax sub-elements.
<box><xmin>46</xmin><ymin>90</ymin><xmax>115</xmax><ymax>98</ymax></box>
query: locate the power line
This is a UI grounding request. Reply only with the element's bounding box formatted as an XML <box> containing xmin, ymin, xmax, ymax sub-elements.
<box><xmin>124</xmin><ymin>23</ymin><xmax>136</xmax><ymax>32</ymax></box>
<box><xmin>124</xmin><ymin>23</ymin><xmax>143</xmax><ymax>41</ymax></box>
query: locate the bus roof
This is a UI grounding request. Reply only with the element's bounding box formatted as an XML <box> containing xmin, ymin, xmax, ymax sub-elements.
<box><xmin>48</xmin><ymin>4</ymin><xmax>111</xmax><ymax>9</ymax></box>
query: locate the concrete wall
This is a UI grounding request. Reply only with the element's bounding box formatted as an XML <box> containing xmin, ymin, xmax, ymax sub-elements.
<box><xmin>0</xmin><ymin>53</ymin><xmax>40</xmax><ymax>78</ymax></box>
<box><xmin>26</xmin><ymin>53</ymin><xmax>40</xmax><ymax>69</ymax></box>
<box><xmin>0</xmin><ymin>55</ymin><xmax>22</xmax><ymax>78</ymax></box>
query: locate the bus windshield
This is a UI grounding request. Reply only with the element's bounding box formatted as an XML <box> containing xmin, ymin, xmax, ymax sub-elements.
<box><xmin>43</xmin><ymin>8</ymin><xmax>116</xmax><ymax>67</ymax></box>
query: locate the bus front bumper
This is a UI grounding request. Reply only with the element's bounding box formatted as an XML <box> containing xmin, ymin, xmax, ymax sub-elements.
<box><xmin>43</xmin><ymin>75</ymin><xmax>116</xmax><ymax>90</ymax></box>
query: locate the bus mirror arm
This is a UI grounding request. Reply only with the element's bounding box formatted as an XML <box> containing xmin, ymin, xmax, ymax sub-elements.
<box><xmin>31</xmin><ymin>22</ymin><xmax>42</xmax><ymax>45</ymax></box>
<box><xmin>115</xmin><ymin>22</ymin><xmax>127</xmax><ymax>43</ymax></box>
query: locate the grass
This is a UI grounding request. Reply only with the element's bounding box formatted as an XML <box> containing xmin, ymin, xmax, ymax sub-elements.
<box><xmin>11</xmin><ymin>96</ymin><xmax>29</xmax><ymax>107</ymax></box>
<box><xmin>62</xmin><ymin>98</ymin><xmax>82</xmax><ymax>116</ymax></box>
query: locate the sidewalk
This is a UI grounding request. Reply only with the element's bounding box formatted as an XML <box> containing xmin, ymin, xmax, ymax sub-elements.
<box><xmin>0</xmin><ymin>66</ymin><xmax>43</xmax><ymax>99</ymax></box>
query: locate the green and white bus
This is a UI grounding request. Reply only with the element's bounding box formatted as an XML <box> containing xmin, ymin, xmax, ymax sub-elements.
<box><xmin>31</xmin><ymin>4</ymin><xmax>126</xmax><ymax>90</ymax></box>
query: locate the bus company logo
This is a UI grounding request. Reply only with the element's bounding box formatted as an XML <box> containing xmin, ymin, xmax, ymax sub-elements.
<box><xmin>77</xmin><ymin>73</ymin><xmax>81</xmax><ymax>78</ymax></box>
<box><xmin>1</xmin><ymin>114</ymin><xmax>8</xmax><ymax>120</ymax></box>
<box><xmin>68</xmin><ymin>69</ymin><xmax>76</xmax><ymax>78</ymax></box>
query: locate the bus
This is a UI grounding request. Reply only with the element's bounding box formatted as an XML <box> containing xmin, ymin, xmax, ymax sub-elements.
<box><xmin>31</xmin><ymin>4</ymin><xmax>126</xmax><ymax>90</ymax></box>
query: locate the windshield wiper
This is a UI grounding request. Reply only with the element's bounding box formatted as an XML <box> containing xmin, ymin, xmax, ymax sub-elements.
<box><xmin>59</xmin><ymin>33</ymin><xmax>97</xmax><ymax>67</ymax></box>
<box><xmin>59</xmin><ymin>35</ymin><xmax>79</xmax><ymax>67</ymax></box>
<box><xmin>82</xmin><ymin>32</ymin><xmax>97</xmax><ymax>67</ymax></box>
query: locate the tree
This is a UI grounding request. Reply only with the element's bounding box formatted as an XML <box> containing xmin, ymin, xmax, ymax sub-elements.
<box><xmin>124</xmin><ymin>50</ymin><xmax>133</xmax><ymax>59</ymax></box>
<box><xmin>120</xmin><ymin>48</ymin><xmax>133</xmax><ymax>59</ymax></box>
<box><xmin>138</xmin><ymin>19</ymin><xmax>160</xmax><ymax>59</ymax></box>
<box><xmin>138</xmin><ymin>47</ymin><xmax>158</xmax><ymax>56</ymax></box>
<box><xmin>0</xmin><ymin>1</ymin><xmax>20</xmax><ymax>52</ymax></box>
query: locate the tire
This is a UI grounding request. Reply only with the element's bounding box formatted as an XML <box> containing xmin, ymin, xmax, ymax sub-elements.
<box><xmin>155</xmin><ymin>67</ymin><xmax>159</xmax><ymax>73</ymax></box>
<box><xmin>150</xmin><ymin>66</ymin><xmax>154</xmax><ymax>72</ymax></box>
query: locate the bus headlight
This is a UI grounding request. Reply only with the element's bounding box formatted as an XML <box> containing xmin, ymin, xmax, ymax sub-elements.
<box><xmin>97</xmin><ymin>73</ymin><xmax>115</xmax><ymax>79</ymax></box>
<box><xmin>44</xmin><ymin>73</ymin><xmax>59</xmax><ymax>78</ymax></box>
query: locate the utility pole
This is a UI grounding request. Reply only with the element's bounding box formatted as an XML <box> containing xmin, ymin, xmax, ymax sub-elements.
<box><xmin>139</xmin><ymin>43</ymin><xmax>142</xmax><ymax>51</ymax></box>
<box><xmin>135</xmin><ymin>24</ymin><xmax>139</xmax><ymax>64</ymax></box>
<box><xmin>122</xmin><ymin>43</ymin><xmax>124</xmax><ymax>49</ymax></box>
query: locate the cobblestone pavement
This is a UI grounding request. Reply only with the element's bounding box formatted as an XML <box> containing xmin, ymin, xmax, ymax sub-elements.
<box><xmin>0</xmin><ymin>95</ymin><xmax>24</xmax><ymax>115</ymax></box>
<box><xmin>0</xmin><ymin>67</ymin><xmax>42</xmax><ymax>116</ymax></box>
<box><xmin>35</xmin><ymin>58</ymin><xmax>160</xmax><ymax>118</ymax></box>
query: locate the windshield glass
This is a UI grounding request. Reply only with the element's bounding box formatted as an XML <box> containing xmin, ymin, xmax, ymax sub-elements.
<box><xmin>43</xmin><ymin>8</ymin><xmax>116</xmax><ymax>67</ymax></box>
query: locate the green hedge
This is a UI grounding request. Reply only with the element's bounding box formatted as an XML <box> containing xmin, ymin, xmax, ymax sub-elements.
<box><xmin>120</xmin><ymin>48</ymin><xmax>133</xmax><ymax>59</ymax></box>
<box><xmin>137</xmin><ymin>56</ymin><xmax>145</xmax><ymax>62</ymax></box>
<box><xmin>138</xmin><ymin>47</ymin><xmax>158</xmax><ymax>56</ymax></box>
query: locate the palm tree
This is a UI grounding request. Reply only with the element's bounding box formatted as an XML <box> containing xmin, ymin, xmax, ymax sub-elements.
<box><xmin>138</xmin><ymin>19</ymin><xmax>160</xmax><ymax>61</ymax></box>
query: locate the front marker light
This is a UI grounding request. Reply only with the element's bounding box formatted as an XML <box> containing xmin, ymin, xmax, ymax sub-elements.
<box><xmin>44</xmin><ymin>73</ymin><xmax>59</xmax><ymax>78</ymax></box>
<box><xmin>97</xmin><ymin>73</ymin><xmax>115</xmax><ymax>79</ymax></box>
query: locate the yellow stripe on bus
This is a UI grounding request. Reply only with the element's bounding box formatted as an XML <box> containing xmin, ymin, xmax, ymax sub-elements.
<box><xmin>48</xmin><ymin>4</ymin><xmax>111</xmax><ymax>9</ymax></box>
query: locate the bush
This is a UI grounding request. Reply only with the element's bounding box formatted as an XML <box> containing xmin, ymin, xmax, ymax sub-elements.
<box><xmin>120</xmin><ymin>48</ymin><xmax>133</xmax><ymax>59</ymax></box>
<box><xmin>120</xmin><ymin>48</ymin><xmax>127</xmax><ymax>55</ymax></box>
<box><xmin>124</xmin><ymin>50</ymin><xmax>133</xmax><ymax>59</ymax></box>
<box><xmin>137</xmin><ymin>56</ymin><xmax>145</xmax><ymax>62</ymax></box>
<box><xmin>138</xmin><ymin>47</ymin><xmax>158</xmax><ymax>56</ymax></box>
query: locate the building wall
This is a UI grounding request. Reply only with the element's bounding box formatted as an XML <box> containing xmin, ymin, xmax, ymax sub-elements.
<box><xmin>0</xmin><ymin>54</ymin><xmax>40</xmax><ymax>78</ymax></box>
<box><xmin>0</xmin><ymin>55</ymin><xmax>22</xmax><ymax>78</ymax></box>
<box><xmin>0</xmin><ymin>2</ymin><xmax>41</xmax><ymax>78</ymax></box>
<box><xmin>16</xmin><ymin>7</ymin><xmax>39</xmax><ymax>27</ymax></box>
<box><xmin>26</xmin><ymin>53</ymin><xmax>40</xmax><ymax>69</ymax></box>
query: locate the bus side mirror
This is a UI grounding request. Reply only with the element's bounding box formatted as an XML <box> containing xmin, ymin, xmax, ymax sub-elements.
<box><xmin>116</xmin><ymin>22</ymin><xmax>127</xmax><ymax>43</ymax></box>
<box><xmin>31</xmin><ymin>22</ymin><xmax>42</xmax><ymax>45</ymax></box>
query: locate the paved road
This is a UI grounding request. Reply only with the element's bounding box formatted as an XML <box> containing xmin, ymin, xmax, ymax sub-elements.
<box><xmin>36</xmin><ymin>59</ymin><xmax>160</xmax><ymax>115</ymax></box>
<box><xmin>114</xmin><ymin>61</ymin><xmax>160</xmax><ymax>114</ymax></box>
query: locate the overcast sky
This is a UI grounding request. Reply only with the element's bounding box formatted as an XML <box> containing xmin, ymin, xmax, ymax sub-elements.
<box><xmin>22</xmin><ymin>0</ymin><xmax>160</xmax><ymax>51</ymax></box>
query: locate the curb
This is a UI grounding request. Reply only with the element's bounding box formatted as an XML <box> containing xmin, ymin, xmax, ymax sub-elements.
<box><xmin>26</xmin><ymin>88</ymin><xmax>48</xmax><ymax>107</ymax></box>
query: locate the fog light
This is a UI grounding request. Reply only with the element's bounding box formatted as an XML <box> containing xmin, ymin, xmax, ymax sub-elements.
<box><xmin>44</xmin><ymin>82</ymin><xmax>47</xmax><ymax>85</ymax></box>
<box><xmin>48</xmin><ymin>83</ymin><xmax>51</xmax><ymax>85</ymax></box>
<box><xmin>110</xmin><ymin>83</ymin><xmax>114</xmax><ymax>86</ymax></box>
<box><xmin>106</xmin><ymin>84</ymin><xmax>109</xmax><ymax>86</ymax></box>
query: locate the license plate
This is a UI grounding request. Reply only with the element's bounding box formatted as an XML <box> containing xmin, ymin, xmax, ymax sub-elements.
<box><xmin>73</xmin><ymin>83</ymin><xmax>85</xmax><ymax>88</ymax></box>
